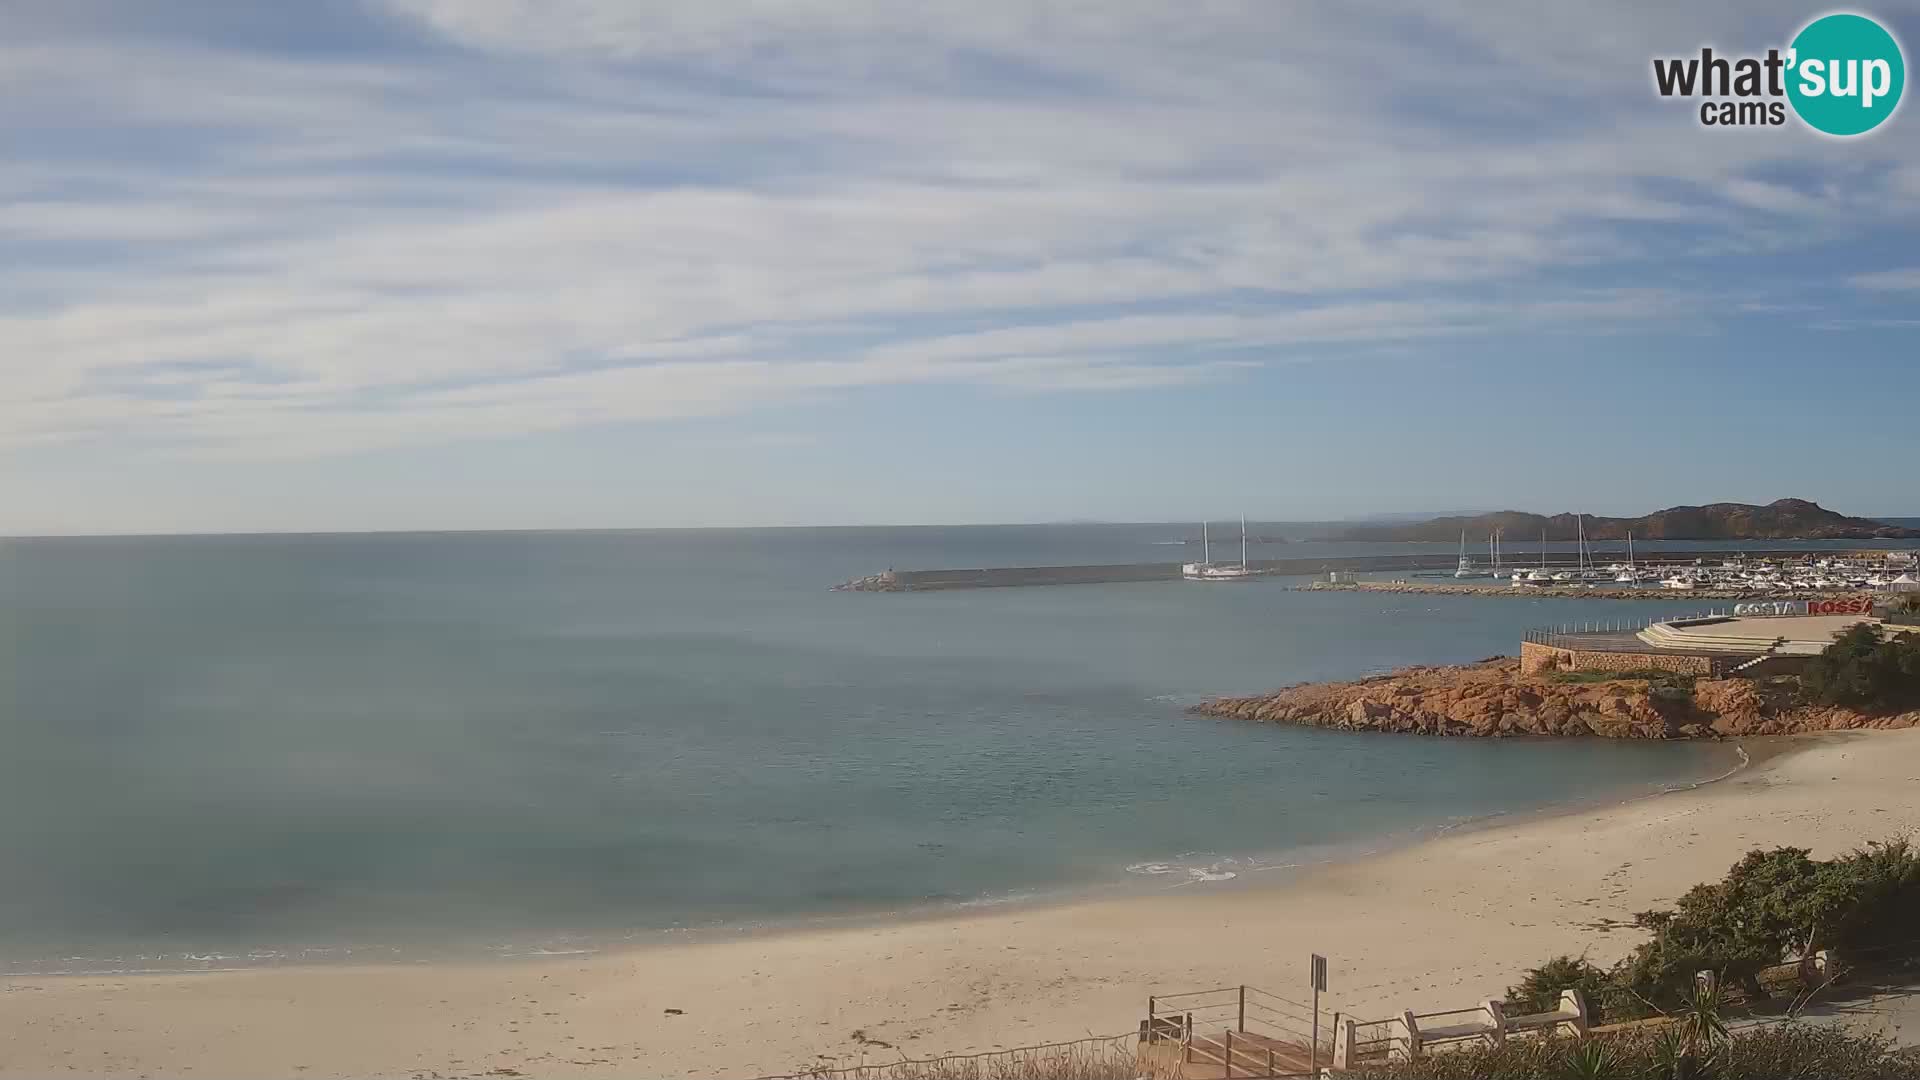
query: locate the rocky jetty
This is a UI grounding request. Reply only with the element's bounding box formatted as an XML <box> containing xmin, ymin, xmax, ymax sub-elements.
<box><xmin>831</xmin><ymin>571</ymin><xmax>903</xmax><ymax>592</ymax></box>
<box><xmin>1194</xmin><ymin>658</ymin><xmax>1920</xmax><ymax>739</ymax></box>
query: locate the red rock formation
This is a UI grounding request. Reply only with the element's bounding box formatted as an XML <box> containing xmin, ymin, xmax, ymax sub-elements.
<box><xmin>1194</xmin><ymin>659</ymin><xmax>1920</xmax><ymax>739</ymax></box>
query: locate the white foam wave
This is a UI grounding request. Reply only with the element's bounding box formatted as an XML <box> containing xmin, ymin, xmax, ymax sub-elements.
<box><xmin>1127</xmin><ymin>854</ymin><xmax>1244</xmax><ymax>886</ymax></box>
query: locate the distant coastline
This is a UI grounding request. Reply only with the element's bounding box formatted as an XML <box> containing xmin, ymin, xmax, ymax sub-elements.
<box><xmin>1327</xmin><ymin>498</ymin><xmax>1920</xmax><ymax>543</ymax></box>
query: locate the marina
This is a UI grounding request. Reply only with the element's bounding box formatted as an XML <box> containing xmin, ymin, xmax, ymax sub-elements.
<box><xmin>833</xmin><ymin>545</ymin><xmax>1920</xmax><ymax>593</ymax></box>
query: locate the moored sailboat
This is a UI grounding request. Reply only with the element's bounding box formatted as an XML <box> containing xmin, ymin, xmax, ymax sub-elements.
<box><xmin>1183</xmin><ymin>516</ymin><xmax>1259</xmax><ymax>581</ymax></box>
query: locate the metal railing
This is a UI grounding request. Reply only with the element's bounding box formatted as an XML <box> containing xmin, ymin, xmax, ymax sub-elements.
<box><xmin>1143</xmin><ymin>985</ymin><xmax>1324</xmax><ymax>1077</ymax></box>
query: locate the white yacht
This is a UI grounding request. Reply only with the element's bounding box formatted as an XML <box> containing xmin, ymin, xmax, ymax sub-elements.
<box><xmin>1613</xmin><ymin>531</ymin><xmax>1638</xmax><ymax>584</ymax></box>
<box><xmin>1453</xmin><ymin>530</ymin><xmax>1476</xmax><ymax>578</ymax></box>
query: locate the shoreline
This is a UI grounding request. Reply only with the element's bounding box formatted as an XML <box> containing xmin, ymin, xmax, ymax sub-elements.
<box><xmin>15</xmin><ymin>733</ymin><xmax>1915</xmax><ymax>1079</ymax></box>
<box><xmin>1</xmin><ymin>740</ymin><xmax>1751</xmax><ymax>983</ymax></box>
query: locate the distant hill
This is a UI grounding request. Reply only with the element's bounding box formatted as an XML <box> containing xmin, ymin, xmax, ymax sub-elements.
<box><xmin>1342</xmin><ymin>510</ymin><xmax>1490</xmax><ymax>524</ymax></box>
<box><xmin>1330</xmin><ymin>499</ymin><xmax>1920</xmax><ymax>542</ymax></box>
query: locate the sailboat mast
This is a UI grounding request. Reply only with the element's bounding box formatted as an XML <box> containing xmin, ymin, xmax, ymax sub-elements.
<box><xmin>1202</xmin><ymin>521</ymin><xmax>1210</xmax><ymax>565</ymax></box>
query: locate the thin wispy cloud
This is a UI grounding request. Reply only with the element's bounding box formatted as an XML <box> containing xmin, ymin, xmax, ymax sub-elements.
<box><xmin>2</xmin><ymin>0</ymin><xmax>1917</xmax><ymax>463</ymax></box>
<box><xmin>1850</xmin><ymin>268</ymin><xmax>1920</xmax><ymax>290</ymax></box>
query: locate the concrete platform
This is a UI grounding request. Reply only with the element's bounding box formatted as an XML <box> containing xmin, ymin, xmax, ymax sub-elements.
<box><xmin>1639</xmin><ymin>614</ymin><xmax>1880</xmax><ymax>655</ymax></box>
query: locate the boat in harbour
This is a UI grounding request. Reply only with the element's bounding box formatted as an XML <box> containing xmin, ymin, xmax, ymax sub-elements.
<box><xmin>1614</xmin><ymin>531</ymin><xmax>1638</xmax><ymax>583</ymax></box>
<box><xmin>1523</xmin><ymin>529</ymin><xmax>1553</xmax><ymax>583</ymax></box>
<box><xmin>1454</xmin><ymin>530</ymin><xmax>1476</xmax><ymax>578</ymax></box>
<box><xmin>1183</xmin><ymin>517</ymin><xmax>1259</xmax><ymax>581</ymax></box>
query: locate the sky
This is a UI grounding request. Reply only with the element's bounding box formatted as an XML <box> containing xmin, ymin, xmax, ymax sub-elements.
<box><xmin>3</xmin><ymin>1</ymin><xmax>1919</xmax><ymax>534</ymax></box>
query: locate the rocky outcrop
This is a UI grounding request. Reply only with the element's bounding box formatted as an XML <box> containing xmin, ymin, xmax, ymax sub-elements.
<box><xmin>1194</xmin><ymin>659</ymin><xmax>1920</xmax><ymax>739</ymax></box>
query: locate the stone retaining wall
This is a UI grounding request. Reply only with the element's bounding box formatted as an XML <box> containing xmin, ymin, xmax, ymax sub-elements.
<box><xmin>1519</xmin><ymin>640</ymin><xmax>1722</xmax><ymax>676</ymax></box>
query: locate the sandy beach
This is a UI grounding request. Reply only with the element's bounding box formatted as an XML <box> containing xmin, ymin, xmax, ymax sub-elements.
<box><xmin>6</xmin><ymin>729</ymin><xmax>1919</xmax><ymax>1079</ymax></box>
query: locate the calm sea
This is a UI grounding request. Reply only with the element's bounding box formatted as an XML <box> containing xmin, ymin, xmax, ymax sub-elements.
<box><xmin>7</xmin><ymin>524</ymin><xmax>1905</xmax><ymax>974</ymax></box>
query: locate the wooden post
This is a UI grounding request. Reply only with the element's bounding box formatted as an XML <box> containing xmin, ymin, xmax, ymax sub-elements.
<box><xmin>1224</xmin><ymin>1029</ymin><xmax>1233</xmax><ymax>1078</ymax></box>
<box><xmin>1238</xmin><ymin>985</ymin><xmax>1246</xmax><ymax>1032</ymax></box>
<box><xmin>1395</xmin><ymin>1010</ymin><xmax>1421</xmax><ymax>1063</ymax></box>
<box><xmin>1266</xmin><ymin>1047</ymin><xmax>1275</xmax><ymax>1078</ymax></box>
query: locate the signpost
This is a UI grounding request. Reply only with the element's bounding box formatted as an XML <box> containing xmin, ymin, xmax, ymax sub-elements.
<box><xmin>1310</xmin><ymin>954</ymin><xmax>1328</xmax><ymax>1074</ymax></box>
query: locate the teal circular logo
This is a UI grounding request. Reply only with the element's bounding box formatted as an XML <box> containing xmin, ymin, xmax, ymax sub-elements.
<box><xmin>1787</xmin><ymin>13</ymin><xmax>1905</xmax><ymax>136</ymax></box>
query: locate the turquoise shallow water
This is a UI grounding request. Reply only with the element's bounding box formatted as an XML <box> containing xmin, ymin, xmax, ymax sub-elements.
<box><xmin>0</xmin><ymin>526</ymin><xmax>1808</xmax><ymax>972</ymax></box>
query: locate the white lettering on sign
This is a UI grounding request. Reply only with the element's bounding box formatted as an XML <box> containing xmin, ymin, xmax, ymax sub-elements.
<box><xmin>1734</xmin><ymin>601</ymin><xmax>1802</xmax><ymax>616</ymax></box>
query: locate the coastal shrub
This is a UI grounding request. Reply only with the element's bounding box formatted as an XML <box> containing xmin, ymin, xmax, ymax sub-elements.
<box><xmin>790</xmin><ymin>1036</ymin><xmax>1139</xmax><ymax>1080</ymax></box>
<box><xmin>1619</xmin><ymin>847</ymin><xmax>1831</xmax><ymax>1004</ymax></box>
<box><xmin>1614</xmin><ymin>840</ymin><xmax>1920</xmax><ymax>1006</ymax></box>
<box><xmin>1506</xmin><ymin>956</ymin><xmax>1618</xmax><ymax>1024</ymax></box>
<box><xmin>1717</xmin><ymin>1023</ymin><xmax>1920</xmax><ymax>1079</ymax></box>
<box><xmin>1346</xmin><ymin>1035</ymin><xmax>1577</xmax><ymax>1080</ymax></box>
<box><xmin>1347</xmin><ymin>1024</ymin><xmax>1920</xmax><ymax>1080</ymax></box>
<box><xmin>1811</xmin><ymin>839</ymin><xmax>1920</xmax><ymax>962</ymax></box>
<box><xmin>1799</xmin><ymin>623</ymin><xmax>1920</xmax><ymax>710</ymax></box>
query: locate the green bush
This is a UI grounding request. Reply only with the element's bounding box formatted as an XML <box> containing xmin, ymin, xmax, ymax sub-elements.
<box><xmin>1348</xmin><ymin>1024</ymin><xmax>1920</xmax><ymax>1080</ymax></box>
<box><xmin>1615</xmin><ymin>840</ymin><xmax>1920</xmax><ymax>1004</ymax></box>
<box><xmin>1618</xmin><ymin>847</ymin><xmax>1827</xmax><ymax>1004</ymax></box>
<box><xmin>1817</xmin><ymin>839</ymin><xmax>1920</xmax><ymax>960</ymax></box>
<box><xmin>1718</xmin><ymin>1023</ymin><xmax>1920</xmax><ymax>1079</ymax></box>
<box><xmin>1506</xmin><ymin>957</ymin><xmax>1618</xmax><ymax>1024</ymax></box>
<box><xmin>1800</xmin><ymin>623</ymin><xmax>1920</xmax><ymax>709</ymax></box>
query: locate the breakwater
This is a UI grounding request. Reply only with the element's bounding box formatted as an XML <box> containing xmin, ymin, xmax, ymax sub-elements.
<box><xmin>831</xmin><ymin>549</ymin><xmax>1840</xmax><ymax>591</ymax></box>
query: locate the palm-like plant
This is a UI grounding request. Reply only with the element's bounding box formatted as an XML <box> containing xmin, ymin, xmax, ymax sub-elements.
<box><xmin>1562</xmin><ymin>1040</ymin><xmax>1620</xmax><ymax>1080</ymax></box>
<box><xmin>1676</xmin><ymin>983</ymin><xmax>1730</xmax><ymax>1050</ymax></box>
<box><xmin>1649</xmin><ymin>1023</ymin><xmax>1723</xmax><ymax>1080</ymax></box>
<box><xmin>1640</xmin><ymin>983</ymin><xmax>1731</xmax><ymax>1080</ymax></box>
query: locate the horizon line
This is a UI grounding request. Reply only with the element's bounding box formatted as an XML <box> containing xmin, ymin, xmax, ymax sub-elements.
<box><xmin>7</xmin><ymin>512</ymin><xmax>1919</xmax><ymax>543</ymax></box>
